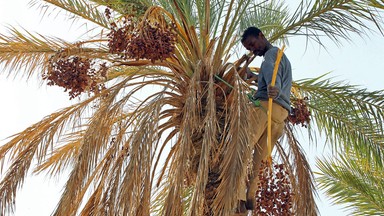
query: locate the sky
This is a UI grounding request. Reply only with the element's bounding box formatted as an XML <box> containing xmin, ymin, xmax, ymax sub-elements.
<box><xmin>1</xmin><ymin>0</ymin><xmax>384</xmax><ymax>215</ymax></box>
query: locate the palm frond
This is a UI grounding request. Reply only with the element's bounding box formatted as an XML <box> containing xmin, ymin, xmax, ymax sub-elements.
<box><xmin>238</xmin><ymin>0</ymin><xmax>290</xmax><ymax>44</ymax></box>
<box><xmin>0</xmin><ymin>94</ymin><xmax>100</xmax><ymax>215</ymax></box>
<box><xmin>75</xmin><ymin>79</ymin><xmax>180</xmax><ymax>215</ymax></box>
<box><xmin>272</xmin><ymin>0</ymin><xmax>384</xmax><ymax>46</ymax></box>
<box><xmin>116</xmin><ymin>101</ymin><xmax>162</xmax><ymax>215</ymax></box>
<box><xmin>370</xmin><ymin>0</ymin><xmax>384</xmax><ymax>9</ymax></box>
<box><xmin>33</xmin><ymin>131</ymin><xmax>82</xmax><ymax>176</ymax></box>
<box><xmin>186</xmin><ymin>70</ymin><xmax>215</xmax><ymax>215</ymax></box>
<box><xmin>0</xmin><ymin>27</ymin><xmax>109</xmax><ymax>79</ymax></box>
<box><xmin>90</xmin><ymin>0</ymin><xmax>153</xmax><ymax>16</ymax></box>
<box><xmin>215</xmin><ymin>0</ymin><xmax>253</xmax><ymax>55</ymax></box>
<box><xmin>317</xmin><ymin>152</ymin><xmax>384</xmax><ymax>215</ymax></box>
<box><xmin>157</xmin><ymin>0</ymin><xmax>196</xmax><ymax>27</ymax></box>
<box><xmin>51</xmin><ymin>75</ymin><xmax>156</xmax><ymax>215</ymax></box>
<box><xmin>0</xmin><ymin>68</ymin><xmax>168</xmax><ymax>214</ymax></box>
<box><xmin>0</xmin><ymin>27</ymin><xmax>67</xmax><ymax>78</ymax></box>
<box><xmin>213</xmin><ymin>73</ymin><xmax>252</xmax><ymax>214</ymax></box>
<box><xmin>295</xmin><ymin>75</ymin><xmax>384</xmax><ymax>167</ymax></box>
<box><xmin>29</xmin><ymin>0</ymin><xmax>110</xmax><ymax>28</ymax></box>
<box><xmin>77</xmin><ymin>140</ymin><xmax>119</xmax><ymax>215</ymax></box>
<box><xmin>162</xmin><ymin>69</ymin><xmax>201</xmax><ymax>215</ymax></box>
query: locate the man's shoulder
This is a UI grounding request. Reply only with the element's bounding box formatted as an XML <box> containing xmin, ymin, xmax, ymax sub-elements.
<box><xmin>265</xmin><ymin>46</ymin><xmax>279</xmax><ymax>56</ymax></box>
<box><xmin>265</xmin><ymin>46</ymin><xmax>282</xmax><ymax>58</ymax></box>
<box><xmin>265</xmin><ymin>46</ymin><xmax>290</xmax><ymax>63</ymax></box>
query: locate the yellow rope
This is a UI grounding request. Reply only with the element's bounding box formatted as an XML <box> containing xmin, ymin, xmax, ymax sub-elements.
<box><xmin>267</xmin><ymin>45</ymin><xmax>285</xmax><ymax>164</ymax></box>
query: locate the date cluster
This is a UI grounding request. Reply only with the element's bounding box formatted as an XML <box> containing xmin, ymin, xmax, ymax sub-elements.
<box><xmin>106</xmin><ymin>8</ymin><xmax>177</xmax><ymax>62</ymax></box>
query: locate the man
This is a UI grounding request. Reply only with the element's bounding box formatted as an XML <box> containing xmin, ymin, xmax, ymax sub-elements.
<box><xmin>239</xmin><ymin>26</ymin><xmax>292</xmax><ymax>211</ymax></box>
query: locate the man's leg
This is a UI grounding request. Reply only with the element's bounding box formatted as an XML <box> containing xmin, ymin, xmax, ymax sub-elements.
<box><xmin>236</xmin><ymin>104</ymin><xmax>268</xmax><ymax>211</ymax></box>
<box><xmin>246</xmin><ymin>102</ymin><xmax>288</xmax><ymax>209</ymax></box>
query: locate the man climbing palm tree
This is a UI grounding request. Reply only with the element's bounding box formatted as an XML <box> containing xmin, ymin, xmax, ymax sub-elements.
<box><xmin>240</xmin><ymin>26</ymin><xmax>292</xmax><ymax>211</ymax></box>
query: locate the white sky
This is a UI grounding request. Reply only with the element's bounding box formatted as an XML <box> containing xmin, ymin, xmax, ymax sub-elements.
<box><xmin>1</xmin><ymin>0</ymin><xmax>384</xmax><ymax>215</ymax></box>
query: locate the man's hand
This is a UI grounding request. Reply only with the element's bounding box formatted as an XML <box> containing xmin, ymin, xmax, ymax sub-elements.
<box><xmin>246</xmin><ymin>69</ymin><xmax>258</xmax><ymax>82</ymax></box>
<box><xmin>267</xmin><ymin>84</ymin><xmax>279</xmax><ymax>99</ymax></box>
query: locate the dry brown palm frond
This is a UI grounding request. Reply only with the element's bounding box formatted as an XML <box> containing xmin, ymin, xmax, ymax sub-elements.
<box><xmin>0</xmin><ymin>95</ymin><xmax>100</xmax><ymax>168</ymax></box>
<box><xmin>79</xmin><ymin>97</ymin><xmax>164</xmax><ymax>215</ymax></box>
<box><xmin>0</xmin><ymin>27</ymin><xmax>68</xmax><ymax>79</ymax></box>
<box><xmin>55</xmin><ymin>127</ymin><xmax>124</xmax><ymax>216</ymax></box>
<box><xmin>0</xmin><ymin>141</ymin><xmax>39</xmax><ymax>215</ymax></box>
<box><xmin>0</xmin><ymin>65</ymin><xmax>166</xmax><ymax>214</ymax></box>
<box><xmin>32</xmin><ymin>70</ymin><xmax>178</xmax><ymax>177</ymax></box>
<box><xmin>79</xmin><ymin>182</ymin><xmax>103</xmax><ymax>216</ymax></box>
<box><xmin>187</xmin><ymin>59</ymin><xmax>219</xmax><ymax>215</ymax></box>
<box><xmin>119</xmin><ymin>103</ymin><xmax>163</xmax><ymax>215</ymax></box>
<box><xmin>33</xmin><ymin>133</ymin><xmax>82</xmax><ymax>176</ymax></box>
<box><xmin>213</xmin><ymin>71</ymin><xmax>252</xmax><ymax>215</ymax></box>
<box><xmin>35</xmin><ymin>62</ymin><xmax>181</xmax><ymax>215</ymax></box>
<box><xmin>49</xmin><ymin>71</ymin><xmax>170</xmax><ymax>215</ymax></box>
<box><xmin>51</xmin><ymin>75</ymin><xmax>139</xmax><ymax>215</ymax></box>
<box><xmin>160</xmin><ymin>67</ymin><xmax>201</xmax><ymax>215</ymax></box>
<box><xmin>77</xmin><ymin>139</ymin><xmax>118</xmax><ymax>215</ymax></box>
<box><xmin>0</xmin><ymin>93</ymin><xmax>102</xmax><ymax>215</ymax></box>
<box><xmin>0</xmin><ymin>27</ymin><xmax>109</xmax><ymax>79</ymax></box>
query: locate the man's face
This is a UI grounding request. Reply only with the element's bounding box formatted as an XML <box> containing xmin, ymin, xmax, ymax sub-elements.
<box><xmin>242</xmin><ymin>34</ymin><xmax>266</xmax><ymax>56</ymax></box>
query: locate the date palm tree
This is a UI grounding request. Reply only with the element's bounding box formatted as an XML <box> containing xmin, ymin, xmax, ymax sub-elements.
<box><xmin>0</xmin><ymin>0</ymin><xmax>383</xmax><ymax>215</ymax></box>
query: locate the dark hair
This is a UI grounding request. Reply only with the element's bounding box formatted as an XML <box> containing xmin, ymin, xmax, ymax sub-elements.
<box><xmin>241</xmin><ymin>27</ymin><xmax>262</xmax><ymax>42</ymax></box>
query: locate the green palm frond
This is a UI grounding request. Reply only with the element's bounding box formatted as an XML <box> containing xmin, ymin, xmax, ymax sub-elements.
<box><xmin>272</xmin><ymin>0</ymin><xmax>384</xmax><ymax>46</ymax></box>
<box><xmin>317</xmin><ymin>152</ymin><xmax>384</xmax><ymax>215</ymax></box>
<box><xmin>239</xmin><ymin>0</ymin><xmax>290</xmax><ymax>44</ymax></box>
<box><xmin>30</xmin><ymin>0</ymin><xmax>110</xmax><ymax>28</ymax></box>
<box><xmin>154</xmin><ymin>0</ymin><xmax>237</xmax><ymax>57</ymax></box>
<box><xmin>295</xmin><ymin>75</ymin><xmax>384</xmax><ymax>167</ymax></box>
<box><xmin>370</xmin><ymin>0</ymin><xmax>384</xmax><ymax>9</ymax></box>
<box><xmin>157</xmin><ymin>0</ymin><xmax>196</xmax><ymax>26</ymax></box>
<box><xmin>216</xmin><ymin>0</ymin><xmax>254</xmax><ymax>50</ymax></box>
<box><xmin>90</xmin><ymin>0</ymin><xmax>153</xmax><ymax>16</ymax></box>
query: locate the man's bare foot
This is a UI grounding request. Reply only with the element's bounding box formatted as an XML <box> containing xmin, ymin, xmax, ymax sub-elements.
<box><xmin>236</xmin><ymin>200</ymin><xmax>247</xmax><ymax>213</ymax></box>
<box><xmin>245</xmin><ymin>198</ymin><xmax>255</xmax><ymax>210</ymax></box>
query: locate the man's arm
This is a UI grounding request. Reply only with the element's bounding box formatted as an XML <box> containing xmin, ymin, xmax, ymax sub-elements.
<box><xmin>246</xmin><ymin>68</ymin><xmax>258</xmax><ymax>83</ymax></box>
<box><xmin>261</xmin><ymin>49</ymin><xmax>284</xmax><ymax>98</ymax></box>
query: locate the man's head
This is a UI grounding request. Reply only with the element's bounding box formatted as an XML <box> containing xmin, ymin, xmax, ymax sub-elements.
<box><xmin>241</xmin><ymin>27</ymin><xmax>269</xmax><ymax>56</ymax></box>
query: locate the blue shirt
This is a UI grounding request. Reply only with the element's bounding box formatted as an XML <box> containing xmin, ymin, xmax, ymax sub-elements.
<box><xmin>254</xmin><ymin>47</ymin><xmax>292</xmax><ymax>111</ymax></box>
